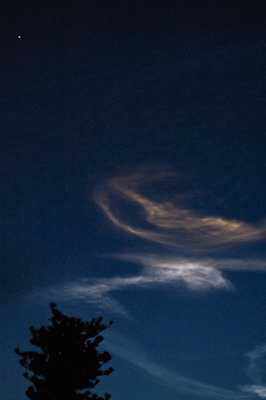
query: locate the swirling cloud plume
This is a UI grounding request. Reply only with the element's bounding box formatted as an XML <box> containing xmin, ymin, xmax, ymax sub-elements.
<box><xmin>94</xmin><ymin>170</ymin><xmax>265</xmax><ymax>251</ymax></box>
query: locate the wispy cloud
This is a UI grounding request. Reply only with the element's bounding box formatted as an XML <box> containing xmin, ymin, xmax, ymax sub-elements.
<box><xmin>31</xmin><ymin>255</ymin><xmax>266</xmax><ymax>317</ymax></box>
<box><xmin>30</xmin><ymin>278</ymin><xmax>131</xmax><ymax>318</ymax></box>
<box><xmin>105</xmin><ymin>332</ymin><xmax>254</xmax><ymax>399</ymax></box>
<box><xmin>94</xmin><ymin>168</ymin><xmax>266</xmax><ymax>252</ymax></box>
<box><xmin>241</xmin><ymin>345</ymin><xmax>266</xmax><ymax>398</ymax></box>
<box><xmin>246</xmin><ymin>345</ymin><xmax>266</xmax><ymax>384</ymax></box>
<box><xmin>242</xmin><ymin>386</ymin><xmax>266</xmax><ymax>398</ymax></box>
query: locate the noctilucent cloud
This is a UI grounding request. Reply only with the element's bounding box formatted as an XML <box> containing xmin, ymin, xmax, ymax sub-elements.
<box><xmin>1</xmin><ymin>1</ymin><xmax>266</xmax><ymax>399</ymax></box>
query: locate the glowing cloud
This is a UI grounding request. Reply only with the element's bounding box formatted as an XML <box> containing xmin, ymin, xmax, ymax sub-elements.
<box><xmin>94</xmin><ymin>169</ymin><xmax>265</xmax><ymax>251</ymax></box>
<box><xmin>31</xmin><ymin>256</ymin><xmax>266</xmax><ymax>317</ymax></box>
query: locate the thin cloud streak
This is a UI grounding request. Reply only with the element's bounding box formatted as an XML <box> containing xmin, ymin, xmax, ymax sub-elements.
<box><xmin>105</xmin><ymin>332</ymin><xmax>254</xmax><ymax>400</ymax></box>
<box><xmin>94</xmin><ymin>169</ymin><xmax>266</xmax><ymax>252</ymax></box>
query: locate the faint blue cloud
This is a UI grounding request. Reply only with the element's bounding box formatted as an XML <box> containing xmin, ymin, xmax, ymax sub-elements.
<box><xmin>242</xmin><ymin>386</ymin><xmax>266</xmax><ymax>398</ymax></box>
<box><xmin>30</xmin><ymin>278</ymin><xmax>131</xmax><ymax>318</ymax></box>
<box><xmin>241</xmin><ymin>345</ymin><xmax>266</xmax><ymax>398</ymax></box>
<box><xmin>246</xmin><ymin>345</ymin><xmax>266</xmax><ymax>384</ymax></box>
<box><xmin>105</xmin><ymin>332</ymin><xmax>254</xmax><ymax>400</ymax></box>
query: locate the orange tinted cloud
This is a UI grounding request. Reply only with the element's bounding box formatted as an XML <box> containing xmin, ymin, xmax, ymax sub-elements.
<box><xmin>94</xmin><ymin>169</ymin><xmax>265</xmax><ymax>251</ymax></box>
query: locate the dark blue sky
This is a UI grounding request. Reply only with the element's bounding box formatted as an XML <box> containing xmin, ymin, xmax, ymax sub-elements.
<box><xmin>1</xmin><ymin>1</ymin><xmax>266</xmax><ymax>399</ymax></box>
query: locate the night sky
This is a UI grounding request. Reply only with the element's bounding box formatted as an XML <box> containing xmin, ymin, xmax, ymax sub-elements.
<box><xmin>1</xmin><ymin>1</ymin><xmax>266</xmax><ymax>399</ymax></box>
